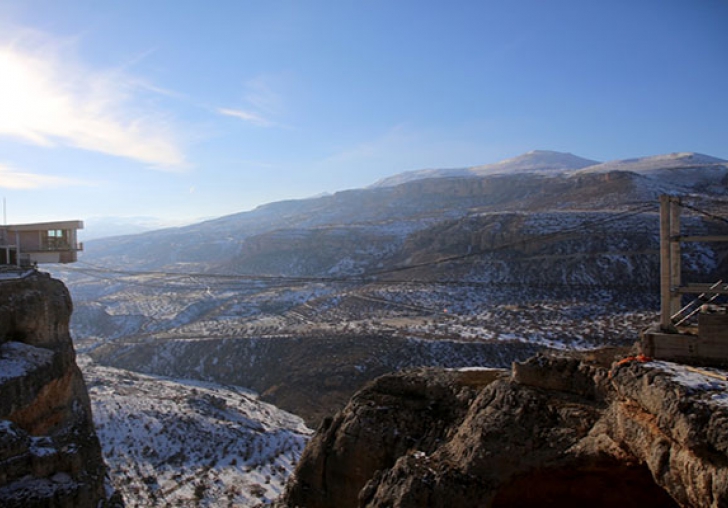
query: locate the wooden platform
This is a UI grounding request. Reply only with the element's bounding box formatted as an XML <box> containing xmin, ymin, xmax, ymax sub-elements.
<box><xmin>642</xmin><ymin>313</ymin><xmax>728</xmax><ymax>368</ymax></box>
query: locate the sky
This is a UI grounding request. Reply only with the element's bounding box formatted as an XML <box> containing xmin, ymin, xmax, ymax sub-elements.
<box><xmin>0</xmin><ymin>0</ymin><xmax>726</xmax><ymax>231</ymax></box>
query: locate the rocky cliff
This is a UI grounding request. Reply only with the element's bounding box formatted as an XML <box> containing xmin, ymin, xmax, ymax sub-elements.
<box><xmin>0</xmin><ymin>271</ymin><xmax>115</xmax><ymax>507</ymax></box>
<box><xmin>275</xmin><ymin>349</ymin><xmax>728</xmax><ymax>507</ymax></box>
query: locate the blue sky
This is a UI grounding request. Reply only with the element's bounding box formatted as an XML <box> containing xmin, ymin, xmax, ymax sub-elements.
<box><xmin>0</xmin><ymin>0</ymin><xmax>726</xmax><ymax>228</ymax></box>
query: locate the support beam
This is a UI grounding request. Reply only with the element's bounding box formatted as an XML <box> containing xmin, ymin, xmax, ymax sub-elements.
<box><xmin>14</xmin><ymin>231</ymin><xmax>20</xmax><ymax>268</ymax></box>
<box><xmin>660</xmin><ymin>195</ymin><xmax>681</xmax><ymax>330</ymax></box>
<box><xmin>669</xmin><ymin>197</ymin><xmax>682</xmax><ymax>319</ymax></box>
<box><xmin>676</xmin><ymin>284</ymin><xmax>728</xmax><ymax>295</ymax></box>
<box><xmin>680</xmin><ymin>236</ymin><xmax>728</xmax><ymax>242</ymax></box>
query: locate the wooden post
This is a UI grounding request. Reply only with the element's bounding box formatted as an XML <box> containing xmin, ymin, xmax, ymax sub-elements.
<box><xmin>669</xmin><ymin>196</ymin><xmax>682</xmax><ymax>319</ymax></box>
<box><xmin>660</xmin><ymin>195</ymin><xmax>671</xmax><ymax>330</ymax></box>
<box><xmin>14</xmin><ymin>230</ymin><xmax>20</xmax><ymax>268</ymax></box>
<box><xmin>660</xmin><ymin>195</ymin><xmax>681</xmax><ymax>331</ymax></box>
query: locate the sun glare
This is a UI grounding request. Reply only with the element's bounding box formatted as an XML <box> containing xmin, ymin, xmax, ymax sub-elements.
<box><xmin>0</xmin><ymin>49</ymin><xmax>59</xmax><ymax>146</ymax></box>
<box><xmin>0</xmin><ymin>44</ymin><xmax>185</xmax><ymax>168</ymax></box>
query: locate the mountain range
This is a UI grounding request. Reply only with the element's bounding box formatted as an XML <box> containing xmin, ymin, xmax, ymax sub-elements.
<box><xmin>61</xmin><ymin>149</ymin><xmax>728</xmax><ymax>424</ymax></box>
<box><xmin>372</xmin><ymin>150</ymin><xmax>727</xmax><ymax>187</ymax></box>
<box><xmin>54</xmin><ymin>149</ymin><xmax>728</xmax><ymax>505</ymax></box>
<box><xmin>76</xmin><ymin>150</ymin><xmax>728</xmax><ymax>274</ymax></box>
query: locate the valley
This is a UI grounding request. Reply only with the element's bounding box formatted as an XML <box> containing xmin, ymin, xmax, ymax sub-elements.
<box><xmin>51</xmin><ymin>150</ymin><xmax>728</xmax><ymax>506</ymax></box>
<box><xmin>80</xmin><ymin>357</ymin><xmax>310</xmax><ymax>507</ymax></box>
<box><xmin>2</xmin><ymin>2</ymin><xmax>726</xmax><ymax>505</ymax></box>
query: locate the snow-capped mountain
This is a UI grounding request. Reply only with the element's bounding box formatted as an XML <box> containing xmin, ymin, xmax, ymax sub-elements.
<box><xmin>575</xmin><ymin>152</ymin><xmax>728</xmax><ymax>195</ymax></box>
<box><xmin>468</xmin><ymin>149</ymin><xmax>600</xmax><ymax>174</ymax></box>
<box><xmin>576</xmin><ymin>152</ymin><xmax>726</xmax><ymax>175</ymax></box>
<box><xmin>370</xmin><ymin>150</ymin><xmax>600</xmax><ymax>187</ymax></box>
<box><xmin>76</xmin><ymin>149</ymin><xmax>726</xmax><ymax>269</ymax></box>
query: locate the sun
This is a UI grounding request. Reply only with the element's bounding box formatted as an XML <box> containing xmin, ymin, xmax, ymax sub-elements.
<box><xmin>0</xmin><ymin>48</ymin><xmax>58</xmax><ymax>146</ymax></box>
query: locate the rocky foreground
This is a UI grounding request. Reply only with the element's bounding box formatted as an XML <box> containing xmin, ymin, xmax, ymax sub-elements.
<box><xmin>0</xmin><ymin>272</ymin><xmax>116</xmax><ymax>507</ymax></box>
<box><xmin>274</xmin><ymin>349</ymin><xmax>728</xmax><ymax>508</ymax></box>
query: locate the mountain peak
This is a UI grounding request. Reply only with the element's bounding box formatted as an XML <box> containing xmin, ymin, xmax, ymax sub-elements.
<box><xmin>371</xmin><ymin>150</ymin><xmax>600</xmax><ymax>188</ymax></box>
<box><xmin>471</xmin><ymin>150</ymin><xmax>600</xmax><ymax>174</ymax></box>
<box><xmin>525</xmin><ymin>149</ymin><xmax>577</xmax><ymax>157</ymax></box>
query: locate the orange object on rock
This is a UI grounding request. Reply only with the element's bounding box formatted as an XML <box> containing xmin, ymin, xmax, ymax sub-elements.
<box><xmin>609</xmin><ymin>354</ymin><xmax>652</xmax><ymax>378</ymax></box>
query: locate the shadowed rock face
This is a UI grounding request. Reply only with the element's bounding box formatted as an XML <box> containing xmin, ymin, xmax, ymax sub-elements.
<box><xmin>0</xmin><ymin>272</ymin><xmax>114</xmax><ymax>508</ymax></box>
<box><xmin>275</xmin><ymin>350</ymin><xmax>728</xmax><ymax>508</ymax></box>
<box><xmin>282</xmin><ymin>369</ymin><xmax>487</xmax><ymax>508</ymax></box>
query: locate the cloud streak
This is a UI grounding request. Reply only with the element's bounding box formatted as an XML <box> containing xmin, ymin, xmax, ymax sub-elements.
<box><xmin>0</xmin><ymin>162</ymin><xmax>90</xmax><ymax>189</ymax></box>
<box><xmin>0</xmin><ymin>28</ymin><xmax>187</xmax><ymax>169</ymax></box>
<box><xmin>217</xmin><ymin>108</ymin><xmax>275</xmax><ymax>127</ymax></box>
<box><xmin>217</xmin><ymin>75</ymin><xmax>285</xmax><ymax>128</ymax></box>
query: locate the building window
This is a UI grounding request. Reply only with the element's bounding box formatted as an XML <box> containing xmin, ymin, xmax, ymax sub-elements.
<box><xmin>44</xmin><ymin>230</ymin><xmax>69</xmax><ymax>250</ymax></box>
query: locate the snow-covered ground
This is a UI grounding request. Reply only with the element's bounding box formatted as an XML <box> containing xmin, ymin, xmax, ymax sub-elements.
<box><xmin>80</xmin><ymin>356</ymin><xmax>311</xmax><ymax>507</ymax></box>
<box><xmin>649</xmin><ymin>360</ymin><xmax>728</xmax><ymax>408</ymax></box>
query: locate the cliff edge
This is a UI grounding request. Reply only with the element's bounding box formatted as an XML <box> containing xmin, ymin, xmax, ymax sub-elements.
<box><xmin>0</xmin><ymin>272</ymin><xmax>114</xmax><ymax>507</ymax></box>
<box><xmin>275</xmin><ymin>349</ymin><xmax>728</xmax><ymax>507</ymax></box>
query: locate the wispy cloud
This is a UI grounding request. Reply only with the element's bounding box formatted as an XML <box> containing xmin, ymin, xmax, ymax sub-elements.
<box><xmin>244</xmin><ymin>76</ymin><xmax>284</xmax><ymax>116</ymax></box>
<box><xmin>217</xmin><ymin>75</ymin><xmax>285</xmax><ymax>128</ymax></box>
<box><xmin>0</xmin><ymin>162</ymin><xmax>90</xmax><ymax>189</ymax></box>
<box><xmin>217</xmin><ymin>108</ymin><xmax>275</xmax><ymax>127</ymax></box>
<box><xmin>0</xmin><ymin>27</ymin><xmax>187</xmax><ymax>169</ymax></box>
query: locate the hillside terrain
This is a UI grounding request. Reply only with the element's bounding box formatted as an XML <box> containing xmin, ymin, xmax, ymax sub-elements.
<box><xmin>70</xmin><ymin>150</ymin><xmax>728</xmax><ymax>272</ymax></box>
<box><xmin>81</xmin><ymin>356</ymin><xmax>310</xmax><ymax>507</ymax></box>
<box><xmin>60</xmin><ymin>150</ymin><xmax>728</xmax><ymax>425</ymax></box>
<box><xmin>36</xmin><ymin>149</ymin><xmax>726</xmax><ymax>506</ymax></box>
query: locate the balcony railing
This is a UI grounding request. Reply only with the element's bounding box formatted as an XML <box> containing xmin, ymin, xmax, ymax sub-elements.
<box><xmin>39</xmin><ymin>238</ymin><xmax>83</xmax><ymax>251</ymax></box>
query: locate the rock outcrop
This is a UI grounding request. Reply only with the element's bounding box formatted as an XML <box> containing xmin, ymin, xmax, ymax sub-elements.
<box><xmin>0</xmin><ymin>272</ymin><xmax>115</xmax><ymax>507</ymax></box>
<box><xmin>275</xmin><ymin>348</ymin><xmax>728</xmax><ymax>507</ymax></box>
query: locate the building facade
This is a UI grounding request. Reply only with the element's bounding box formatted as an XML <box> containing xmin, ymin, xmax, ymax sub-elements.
<box><xmin>0</xmin><ymin>220</ymin><xmax>83</xmax><ymax>266</ymax></box>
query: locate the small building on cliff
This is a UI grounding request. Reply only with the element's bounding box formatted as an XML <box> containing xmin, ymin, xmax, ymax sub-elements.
<box><xmin>0</xmin><ymin>220</ymin><xmax>83</xmax><ymax>266</ymax></box>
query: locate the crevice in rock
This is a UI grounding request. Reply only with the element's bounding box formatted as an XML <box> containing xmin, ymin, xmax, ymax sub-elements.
<box><xmin>490</xmin><ymin>461</ymin><xmax>679</xmax><ymax>508</ymax></box>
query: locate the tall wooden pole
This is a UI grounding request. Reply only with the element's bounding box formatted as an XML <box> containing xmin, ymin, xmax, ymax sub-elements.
<box><xmin>660</xmin><ymin>195</ymin><xmax>681</xmax><ymax>331</ymax></box>
<box><xmin>660</xmin><ymin>195</ymin><xmax>671</xmax><ymax>330</ymax></box>
<box><xmin>669</xmin><ymin>196</ymin><xmax>682</xmax><ymax>320</ymax></box>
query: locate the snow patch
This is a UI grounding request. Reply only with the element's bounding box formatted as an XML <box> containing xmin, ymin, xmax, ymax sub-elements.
<box><xmin>0</xmin><ymin>342</ymin><xmax>55</xmax><ymax>383</ymax></box>
<box><xmin>81</xmin><ymin>356</ymin><xmax>311</xmax><ymax>507</ymax></box>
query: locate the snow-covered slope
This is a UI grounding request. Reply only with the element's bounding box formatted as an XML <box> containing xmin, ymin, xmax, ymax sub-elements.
<box><xmin>76</xmin><ymin>149</ymin><xmax>728</xmax><ymax>274</ymax></box>
<box><xmin>371</xmin><ymin>150</ymin><xmax>599</xmax><ymax>187</ymax></box>
<box><xmin>576</xmin><ymin>152</ymin><xmax>726</xmax><ymax>174</ymax></box>
<box><xmin>468</xmin><ymin>149</ymin><xmax>599</xmax><ymax>175</ymax></box>
<box><xmin>80</xmin><ymin>356</ymin><xmax>311</xmax><ymax>507</ymax></box>
<box><xmin>575</xmin><ymin>152</ymin><xmax>728</xmax><ymax>195</ymax></box>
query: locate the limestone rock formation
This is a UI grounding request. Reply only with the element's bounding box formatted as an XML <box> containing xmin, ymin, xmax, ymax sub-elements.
<box><xmin>0</xmin><ymin>272</ymin><xmax>116</xmax><ymax>507</ymax></box>
<box><xmin>275</xmin><ymin>349</ymin><xmax>728</xmax><ymax>507</ymax></box>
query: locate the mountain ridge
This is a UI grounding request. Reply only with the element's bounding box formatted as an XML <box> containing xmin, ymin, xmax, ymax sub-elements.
<box><xmin>82</xmin><ymin>149</ymin><xmax>728</xmax><ymax>251</ymax></box>
<box><xmin>370</xmin><ymin>149</ymin><xmax>601</xmax><ymax>188</ymax></box>
<box><xmin>76</xmin><ymin>149</ymin><xmax>728</xmax><ymax>276</ymax></box>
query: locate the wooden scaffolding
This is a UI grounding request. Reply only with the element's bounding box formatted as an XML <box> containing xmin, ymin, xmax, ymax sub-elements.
<box><xmin>641</xmin><ymin>195</ymin><xmax>728</xmax><ymax>366</ymax></box>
